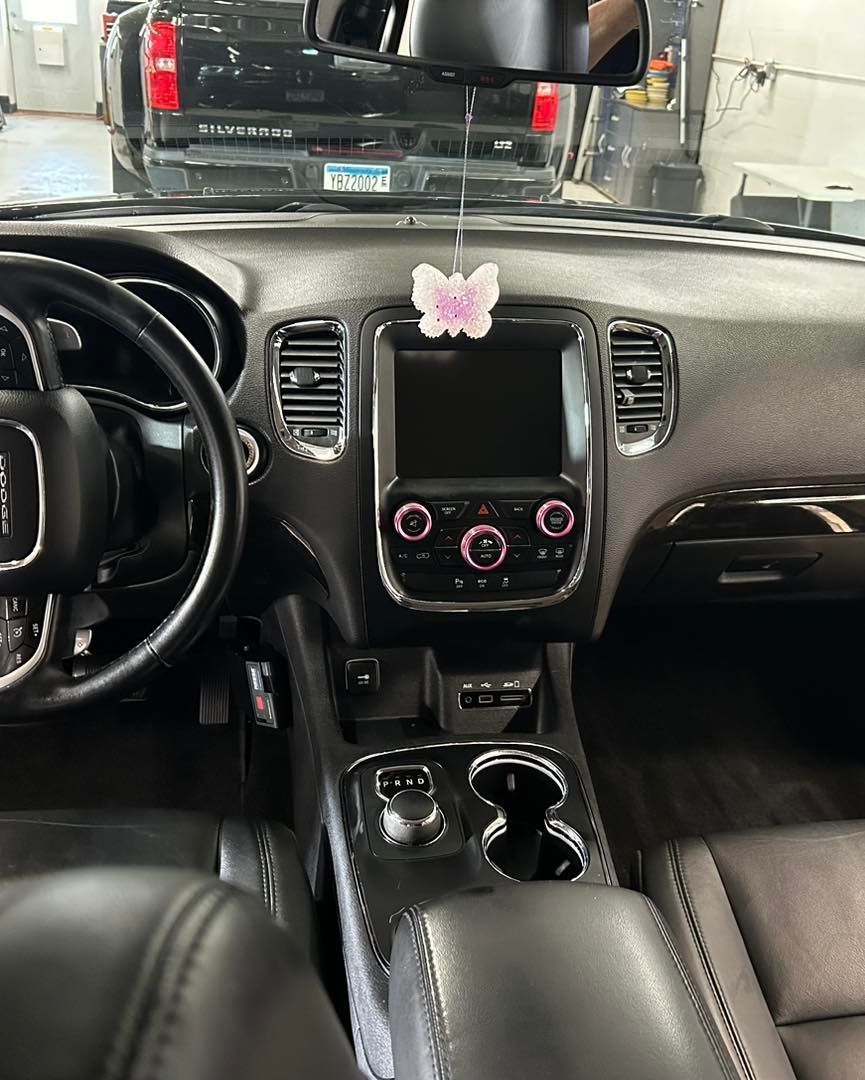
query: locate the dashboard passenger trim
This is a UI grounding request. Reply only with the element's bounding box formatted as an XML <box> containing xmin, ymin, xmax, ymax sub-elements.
<box><xmin>372</xmin><ymin>318</ymin><xmax>592</xmax><ymax>613</ymax></box>
<box><xmin>607</xmin><ymin>318</ymin><xmax>677</xmax><ymax>457</ymax></box>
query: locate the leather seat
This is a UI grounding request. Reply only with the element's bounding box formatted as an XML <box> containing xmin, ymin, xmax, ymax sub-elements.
<box><xmin>0</xmin><ymin>867</ymin><xmax>360</xmax><ymax>1080</ymax></box>
<box><xmin>0</xmin><ymin>809</ymin><xmax>315</xmax><ymax>958</ymax></box>
<box><xmin>644</xmin><ymin>820</ymin><xmax>865</xmax><ymax>1080</ymax></box>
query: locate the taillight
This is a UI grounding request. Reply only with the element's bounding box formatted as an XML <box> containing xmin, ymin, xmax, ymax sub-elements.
<box><xmin>101</xmin><ymin>12</ymin><xmax>117</xmax><ymax>41</ymax></box>
<box><xmin>532</xmin><ymin>83</ymin><xmax>559</xmax><ymax>132</ymax></box>
<box><xmin>143</xmin><ymin>20</ymin><xmax>179</xmax><ymax>111</ymax></box>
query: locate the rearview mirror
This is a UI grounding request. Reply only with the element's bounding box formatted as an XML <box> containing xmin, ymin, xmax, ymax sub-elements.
<box><xmin>303</xmin><ymin>0</ymin><xmax>650</xmax><ymax>87</ymax></box>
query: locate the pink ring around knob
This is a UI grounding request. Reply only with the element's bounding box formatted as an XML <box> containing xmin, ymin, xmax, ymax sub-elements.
<box><xmin>535</xmin><ymin>500</ymin><xmax>575</xmax><ymax>538</ymax></box>
<box><xmin>393</xmin><ymin>502</ymin><xmax>433</xmax><ymax>542</ymax></box>
<box><xmin>460</xmin><ymin>525</ymin><xmax>507</xmax><ymax>571</ymax></box>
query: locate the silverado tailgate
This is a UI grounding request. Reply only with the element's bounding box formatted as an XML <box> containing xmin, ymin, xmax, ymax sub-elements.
<box><xmin>175</xmin><ymin>0</ymin><xmax>549</xmax><ymax>163</ymax></box>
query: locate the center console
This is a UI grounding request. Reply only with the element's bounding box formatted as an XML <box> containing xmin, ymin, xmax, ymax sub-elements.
<box><xmin>343</xmin><ymin>742</ymin><xmax>608</xmax><ymax>967</ymax></box>
<box><xmin>374</xmin><ymin>317</ymin><xmax>591</xmax><ymax>610</ymax></box>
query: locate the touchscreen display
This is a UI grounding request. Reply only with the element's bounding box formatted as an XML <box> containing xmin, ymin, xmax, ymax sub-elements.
<box><xmin>394</xmin><ymin>349</ymin><xmax>562</xmax><ymax>478</ymax></box>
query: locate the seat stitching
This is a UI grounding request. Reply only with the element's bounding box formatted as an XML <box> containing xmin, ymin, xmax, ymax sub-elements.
<box><xmin>415</xmin><ymin>909</ymin><xmax>453</xmax><ymax>1080</ymax></box>
<box><xmin>644</xmin><ymin>896</ymin><xmax>739</xmax><ymax>1080</ymax></box>
<box><xmin>261</xmin><ymin>822</ymin><xmax>280</xmax><ymax>922</ymax></box>
<box><xmin>404</xmin><ymin>910</ymin><xmax>444</xmax><ymax>1080</ymax></box>
<box><xmin>669</xmin><ymin>839</ymin><xmax>758</xmax><ymax>1080</ymax></box>
<box><xmin>129</xmin><ymin>886</ymin><xmax>232</xmax><ymax>1080</ymax></box>
<box><xmin>99</xmin><ymin>880</ymin><xmax>217</xmax><ymax>1080</ymax></box>
<box><xmin>252</xmin><ymin>821</ymin><xmax>272</xmax><ymax>915</ymax></box>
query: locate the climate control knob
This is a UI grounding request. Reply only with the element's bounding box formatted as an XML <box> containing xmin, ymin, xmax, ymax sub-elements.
<box><xmin>394</xmin><ymin>502</ymin><xmax>433</xmax><ymax>542</ymax></box>
<box><xmin>535</xmin><ymin>499</ymin><xmax>575</xmax><ymax>538</ymax></box>
<box><xmin>460</xmin><ymin>524</ymin><xmax>508</xmax><ymax>571</ymax></box>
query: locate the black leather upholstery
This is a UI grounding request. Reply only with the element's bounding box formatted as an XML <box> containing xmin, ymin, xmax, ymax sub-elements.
<box><xmin>389</xmin><ymin>882</ymin><xmax>736</xmax><ymax>1080</ymax></box>
<box><xmin>644</xmin><ymin>821</ymin><xmax>865</xmax><ymax>1080</ymax></box>
<box><xmin>0</xmin><ymin>867</ymin><xmax>360</xmax><ymax>1080</ymax></box>
<box><xmin>0</xmin><ymin>810</ymin><xmax>315</xmax><ymax>958</ymax></box>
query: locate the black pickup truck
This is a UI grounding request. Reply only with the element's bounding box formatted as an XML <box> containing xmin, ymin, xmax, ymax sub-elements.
<box><xmin>104</xmin><ymin>0</ymin><xmax>575</xmax><ymax>197</ymax></box>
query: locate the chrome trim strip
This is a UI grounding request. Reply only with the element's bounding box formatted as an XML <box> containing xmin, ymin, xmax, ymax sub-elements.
<box><xmin>658</xmin><ymin>484</ymin><xmax>865</xmax><ymax>531</ymax></box>
<box><xmin>0</xmin><ymin>593</ymin><xmax>56</xmax><ymax>691</ymax></box>
<box><xmin>71</xmin><ymin>276</ymin><xmax>223</xmax><ymax>413</ymax></box>
<box><xmin>372</xmin><ymin>318</ymin><xmax>593</xmax><ymax>613</ymax></box>
<box><xmin>607</xmin><ymin>318</ymin><xmax>677</xmax><ymax>457</ymax></box>
<box><xmin>468</xmin><ymin>748</ymin><xmax>590</xmax><ymax>884</ymax></box>
<box><xmin>342</xmin><ymin>739</ymin><xmax>609</xmax><ymax>973</ymax></box>
<box><xmin>268</xmin><ymin>318</ymin><xmax>347</xmax><ymax>462</ymax></box>
<box><xmin>236</xmin><ymin>426</ymin><xmax>261</xmax><ymax>478</ymax></box>
<box><xmin>0</xmin><ymin>420</ymin><xmax>46</xmax><ymax>572</ymax></box>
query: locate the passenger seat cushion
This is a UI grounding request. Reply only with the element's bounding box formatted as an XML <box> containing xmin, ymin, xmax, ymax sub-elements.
<box><xmin>644</xmin><ymin>821</ymin><xmax>865</xmax><ymax>1080</ymax></box>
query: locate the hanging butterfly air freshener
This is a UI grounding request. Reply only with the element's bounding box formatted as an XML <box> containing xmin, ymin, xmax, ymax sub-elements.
<box><xmin>411</xmin><ymin>88</ymin><xmax>500</xmax><ymax>340</ymax></box>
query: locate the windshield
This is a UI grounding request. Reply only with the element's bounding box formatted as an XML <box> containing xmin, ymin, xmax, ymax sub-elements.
<box><xmin>0</xmin><ymin>0</ymin><xmax>861</xmax><ymax>239</ymax></box>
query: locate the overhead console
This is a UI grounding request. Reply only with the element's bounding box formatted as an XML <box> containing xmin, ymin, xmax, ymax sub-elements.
<box><xmin>373</xmin><ymin>316</ymin><xmax>591</xmax><ymax>611</ymax></box>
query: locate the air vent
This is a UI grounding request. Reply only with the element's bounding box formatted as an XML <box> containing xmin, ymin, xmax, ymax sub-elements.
<box><xmin>608</xmin><ymin>320</ymin><xmax>676</xmax><ymax>455</ymax></box>
<box><xmin>270</xmin><ymin>320</ymin><xmax>346</xmax><ymax>461</ymax></box>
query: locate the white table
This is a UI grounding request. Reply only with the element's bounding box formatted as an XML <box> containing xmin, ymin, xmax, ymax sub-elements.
<box><xmin>734</xmin><ymin>161</ymin><xmax>865</xmax><ymax>233</ymax></box>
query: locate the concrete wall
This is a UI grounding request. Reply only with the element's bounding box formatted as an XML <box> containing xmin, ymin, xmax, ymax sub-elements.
<box><xmin>698</xmin><ymin>0</ymin><xmax>865</xmax><ymax>214</ymax></box>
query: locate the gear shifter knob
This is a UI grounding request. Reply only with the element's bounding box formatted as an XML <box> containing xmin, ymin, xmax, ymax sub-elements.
<box><xmin>380</xmin><ymin>788</ymin><xmax>444</xmax><ymax>846</ymax></box>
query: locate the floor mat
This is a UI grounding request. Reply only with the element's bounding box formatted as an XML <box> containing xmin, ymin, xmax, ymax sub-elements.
<box><xmin>574</xmin><ymin>604</ymin><xmax>865</xmax><ymax>885</ymax></box>
<box><xmin>0</xmin><ymin>666</ymin><xmax>243</xmax><ymax>815</ymax></box>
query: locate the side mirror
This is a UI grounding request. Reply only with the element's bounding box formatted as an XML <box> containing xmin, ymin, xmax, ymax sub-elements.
<box><xmin>303</xmin><ymin>0</ymin><xmax>650</xmax><ymax>87</ymax></box>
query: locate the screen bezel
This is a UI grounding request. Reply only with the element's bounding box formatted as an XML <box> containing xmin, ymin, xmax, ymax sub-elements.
<box><xmin>373</xmin><ymin>315</ymin><xmax>591</xmax><ymax>613</ymax></box>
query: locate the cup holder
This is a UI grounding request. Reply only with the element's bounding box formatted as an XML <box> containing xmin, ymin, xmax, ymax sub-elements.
<box><xmin>468</xmin><ymin>750</ymin><xmax>589</xmax><ymax>883</ymax></box>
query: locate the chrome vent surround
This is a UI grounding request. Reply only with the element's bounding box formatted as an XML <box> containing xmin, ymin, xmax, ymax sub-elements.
<box><xmin>608</xmin><ymin>320</ymin><xmax>676</xmax><ymax>456</ymax></box>
<box><xmin>269</xmin><ymin>319</ymin><xmax>346</xmax><ymax>461</ymax></box>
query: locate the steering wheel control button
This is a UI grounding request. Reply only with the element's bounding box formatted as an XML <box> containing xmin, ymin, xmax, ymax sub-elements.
<box><xmin>432</xmin><ymin>501</ymin><xmax>468</xmax><ymax>520</ymax></box>
<box><xmin>2</xmin><ymin>596</ymin><xmax>27</xmax><ymax>619</ymax></box>
<box><xmin>393</xmin><ymin>502</ymin><xmax>433</xmax><ymax>542</ymax></box>
<box><xmin>380</xmin><ymin>788</ymin><xmax>444</xmax><ymax>847</ymax></box>
<box><xmin>461</xmin><ymin>525</ymin><xmax>508</xmax><ymax>571</ymax></box>
<box><xmin>7</xmin><ymin>618</ymin><xmax>26</xmax><ymax>649</ymax></box>
<box><xmin>345</xmin><ymin>657</ymin><xmax>380</xmax><ymax>695</ymax></box>
<box><xmin>536</xmin><ymin>499</ymin><xmax>576</xmax><ymax>538</ymax></box>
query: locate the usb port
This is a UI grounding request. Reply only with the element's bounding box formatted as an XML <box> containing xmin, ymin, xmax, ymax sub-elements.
<box><xmin>478</xmin><ymin>694</ymin><xmax>495</xmax><ymax>705</ymax></box>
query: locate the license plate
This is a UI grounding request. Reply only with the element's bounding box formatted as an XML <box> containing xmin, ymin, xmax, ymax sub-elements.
<box><xmin>323</xmin><ymin>163</ymin><xmax>391</xmax><ymax>193</ymax></box>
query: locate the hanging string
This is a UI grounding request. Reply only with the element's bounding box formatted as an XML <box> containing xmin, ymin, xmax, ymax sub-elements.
<box><xmin>452</xmin><ymin>85</ymin><xmax>478</xmax><ymax>277</ymax></box>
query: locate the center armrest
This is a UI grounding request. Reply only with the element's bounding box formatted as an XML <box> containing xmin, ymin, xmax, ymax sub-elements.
<box><xmin>389</xmin><ymin>883</ymin><xmax>736</xmax><ymax>1080</ymax></box>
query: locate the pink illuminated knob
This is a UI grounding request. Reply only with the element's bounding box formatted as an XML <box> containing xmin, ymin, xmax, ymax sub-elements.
<box><xmin>535</xmin><ymin>500</ymin><xmax>575</xmax><ymax>538</ymax></box>
<box><xmin>460</xmin><ymin>525</ymin><xmax>508</xmax><ymax>571</ymax></box>
<box><xmin>394</xmin><ymin>502</ymin><xmax>433</xmax><ymax>542</ymax></box>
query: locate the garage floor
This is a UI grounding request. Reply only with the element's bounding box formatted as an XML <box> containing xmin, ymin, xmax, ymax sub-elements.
<box><xmin>0</xmin><ymin>113</ymin><xmax>111</xmax><ymax>203</ymax></box>
<box><xmin>0</xmin><ymin>110</ymin><xmax>608</xmax><ymax>207</ymax></box>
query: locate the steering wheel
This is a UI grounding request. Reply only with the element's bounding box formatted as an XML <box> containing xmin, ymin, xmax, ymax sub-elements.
<box><xmin>0</xmin><ymin>253</ymin><xmax>248</xmax><ymax>716</ymax></box>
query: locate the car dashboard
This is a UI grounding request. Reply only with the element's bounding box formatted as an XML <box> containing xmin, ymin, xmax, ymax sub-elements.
<box><xmin>5</xmin><ymin>210</ymin><xmax>865</xmax><ymax>646</ymax></box>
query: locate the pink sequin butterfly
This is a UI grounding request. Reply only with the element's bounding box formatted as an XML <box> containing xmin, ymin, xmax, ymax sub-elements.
<box><xmin>411</xmin><ymin>262</ymin><xmax>500</xmax><ymax>340</ymax></box>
